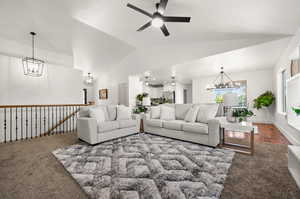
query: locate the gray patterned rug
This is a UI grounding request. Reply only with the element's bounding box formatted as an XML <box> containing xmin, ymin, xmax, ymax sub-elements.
<box><xmin>52</xmin><ymin>134</ymin><xmax>235</xmax><ymax>199</ymax></box>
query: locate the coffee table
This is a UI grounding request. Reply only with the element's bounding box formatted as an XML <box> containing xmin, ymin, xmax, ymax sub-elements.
<box><xmin>218</xmin><ymin>117</ymin><xmax>255</xmax><ymax>155</ymax></box>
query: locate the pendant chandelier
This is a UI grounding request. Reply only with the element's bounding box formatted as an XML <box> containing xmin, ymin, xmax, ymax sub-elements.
<box><xmin>85</xmin><ymin>73</ymin><xmax>94</xmax><ymax>85</ymax></box>
<box><xmin>206</xmin><ymin>67</ymin><xmax>240</xmax><ymax>91</ymax></box>
<box><xmin>170</xmin><ymin>75</ymin><xmax>176</xmax><ymax>86</ymax></box>
<box><xmin>163</xmin><ymin>74</ymin><xmax>176</xmax><ymax>92</ymax></box>
<box><xmin>22</xmin><ymin>32</ymin><xmax>44</xmax><ymax>77</ymax></box>
<box><xmin>143</xmin><ymin>71</ymin><xmax>153</xmax><ymax>86</ymax></box>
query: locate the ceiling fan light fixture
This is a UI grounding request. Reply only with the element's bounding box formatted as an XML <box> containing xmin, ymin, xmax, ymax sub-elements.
<box><xmin>152</xmin><ymin>17</ymin><xmax>164</xmax><ymax>28</ymax></box>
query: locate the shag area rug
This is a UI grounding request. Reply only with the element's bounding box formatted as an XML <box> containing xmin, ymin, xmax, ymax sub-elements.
<box><xmin>52</xmin><ymin>134</ymin><xmax>235</xmax><ymax>199</ymax></box>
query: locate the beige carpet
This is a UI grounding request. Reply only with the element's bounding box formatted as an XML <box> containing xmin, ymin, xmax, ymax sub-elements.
<box><xmin>0</xmin><ymin>132</ymin><xmax>299</xmax><ymax>199</ymax></box>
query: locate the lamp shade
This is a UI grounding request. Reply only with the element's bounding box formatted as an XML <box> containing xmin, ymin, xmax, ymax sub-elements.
<box><xmin>142</xmin><ymin>96</ymin><xmax>151</xmax><ymax>106</ymax></box>
<box><xmin>223</xmin><ymin>93</ymin><xmax>239</xmax><ymax>107</ymax></box>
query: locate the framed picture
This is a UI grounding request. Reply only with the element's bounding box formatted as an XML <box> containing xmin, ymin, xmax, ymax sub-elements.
<box><xmin>99</xmin><ymin>89</ymin><xmax>108</xmax><ymax>100</ymax></box>
<box><xmin>291</xmin><ymin>59</ymin><xmax>299</xmax><ymax>77</ymax></box>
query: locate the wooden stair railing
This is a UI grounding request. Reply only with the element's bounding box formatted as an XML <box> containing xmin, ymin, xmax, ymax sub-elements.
<box><xmin>0</xmin><ymin>104</ymin><xmax>89</xmax><ymax>143</ymax></box>
<box><xmin>45</xmin><ymin>108</ymin><xmax>81</xmax><ymax>135</ymax></box>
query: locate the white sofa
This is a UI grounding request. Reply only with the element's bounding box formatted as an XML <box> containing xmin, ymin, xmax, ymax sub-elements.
<box><xmin>144</xmin><ymin>103</ymin><xmax>220</xmax><ymax>147</ymax></box>
<box><xmin>77</xmin><ymin>105</ymin><xmax>138</xmax><ymax>145</ymax></box>
<box><xmin>288</xmin><ymin>145</ymin><xmax>300</xmax><ymax>189</ymax></box>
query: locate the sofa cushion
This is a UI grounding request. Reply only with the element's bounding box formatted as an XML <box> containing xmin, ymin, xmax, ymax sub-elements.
<box><xmin>98</xmin><ymin>121</ymin><xmax>119</xmax><ymax>133</ymax></box>
<box><xmin>160</xmin><ymin>105</ymin><xmax>176</xmax><ymax>121</ymax></box>
<box><xmin>182</xmin><ymin>123</ymin><xmax>208</xmax><ymax>134</ymax></box>
<box><xmin>117</xmin><ymin>105</ymin><xmax>132</xmax><ymax>120</ymax></box>
<box><xmin>175</xmin><ymin>104</ymin><xmax>192</xmax><ymax>120</ymax></box>
<box><xmin>89</xmin><ymin>107</ymin><xmax>106</xmax><ymax>123</ymax></box>
<box><xmin>146</xmin><ymin>119</ymin><xmax>163</xmax><ymax>128</ymax></box>
<box><xmin>107</xmin><ymin>105</ymin><xmax>117</xmax><ymax>121</ymax></box>
<box><xmin>163</xmin><ymin>120</ymin><xmax>186</xmax><ymax>131</ymax></box>
<box><xmin>150</xmin><ymin>106</ymin><xmax>161</xmax><ymax>119</ymax></box>
<box><xmin>118</xmin><ymin>120</ymin><xmax>136</xmax><ymax>128</ymax></box>
<box><xmin>196</xmin><ymin>103</ymin><xmax>219</xmax><ymax>124</ymax></box>
<box><xmin>78</xmin><ymin>106</ymin><xmax>91</xmax><ymax>117</ymax></box>
<box><xmin>184</xmin><ymin>106</ymin><xmax>200</xmax><ymax>123</ymax></box>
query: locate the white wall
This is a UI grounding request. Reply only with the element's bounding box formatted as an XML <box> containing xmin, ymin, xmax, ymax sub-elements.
<box><xmin>193</xmin><ymin>69</ymin><xmax>274</xmax><ymax>123</ymax></box>
<box><xmin>175</xmin><ymin>83</ymin><xmax>185</xmax><ymax>104</ymax></box>
<box><xmin>128</xmin><ymin>76</ymin><xmax>143</xmax><ymax>107</ymax></box>
<box><xmin>186</xmin><ymin>84</ymin><xmax>193</xmax><ymax>104</ymax></box>
<box><xmin>273</xmin><ymin>28</ymin><xmax>300</xmax><ymax>145</ymax></box>
<box><xmin>0</xmin><ymin>54</ymin><xmax>83</xmax><ymax>105</ymax></box>
<box><xmin>92</xmin><ymin>75</ymin><xmax>119</xmax><ymax>106</ymax></box>
<box><xmin>119</xmin><ymin>83</ymin><xmax>129</xmax><ymax>106</ymax></box>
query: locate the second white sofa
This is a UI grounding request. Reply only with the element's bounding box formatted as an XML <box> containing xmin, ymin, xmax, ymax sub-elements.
<box><xmin>144</xmin><ymin>103</ymin><xmax>220</xmax><ymax>147</ymax></box>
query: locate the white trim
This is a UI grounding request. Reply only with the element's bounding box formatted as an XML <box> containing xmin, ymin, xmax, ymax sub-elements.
<box><xmin>274</xmin><ymin>122</ymin><xmax>300</xmax><ymax>146</ymax></box>
<box><xmin>277</xmin><ymin>111</ymin><xmax>287</xmax><ymax>116</ymax></box>
<box><xmin>287</xmin><ymin>73</ymin><xmax>300</xmax><ymax>83</ymax></box>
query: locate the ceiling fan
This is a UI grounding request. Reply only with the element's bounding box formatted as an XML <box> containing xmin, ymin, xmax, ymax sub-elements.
<box><xmin>127</xmin><ymin>0</ymin><xmax>191</xmax><ymax>36</ymax></box>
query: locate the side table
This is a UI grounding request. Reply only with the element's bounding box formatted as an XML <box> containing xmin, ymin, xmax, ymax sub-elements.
<box><xmin>135</xmin><ymin>113</ymin><xmax>146</xmax><ymax>133</ymax></box>
<box><xmin>218</xmin><ymin>117</ymin><xmax>255</xmax><ymax>155</ymax></box>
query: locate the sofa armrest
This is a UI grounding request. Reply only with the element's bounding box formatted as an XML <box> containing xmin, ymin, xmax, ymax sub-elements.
<box><xmin>77</xmin><ymin>117</ymin><xmax>98</xmax><ymax>144</ymax></box>
<box><xmin>208</xmin><ymin>119</ymin><xmax>220</xmax><ymax>147</ymax></box>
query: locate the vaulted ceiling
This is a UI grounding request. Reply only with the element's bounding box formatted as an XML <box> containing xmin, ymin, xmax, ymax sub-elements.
<box><xmin>0</xmin><ymin>0</ymin><xmax>300</xmax><ymax>80</ymax></box>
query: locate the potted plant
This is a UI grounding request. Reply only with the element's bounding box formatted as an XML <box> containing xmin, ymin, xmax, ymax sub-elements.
<box><xmin>253</xmin><ymin>91</ymin><xmax>275</xmax><ymax>110</ymax></box>
<box><xmin>232</xmin><ymin>108</ymin><xmax>254</xmax><ymax>122</ymax></box>
<box><xmin>133</xmin><ymin>93</ymin><xmax>149</xmax><ymax>114</ymax></box>
<box><xmin>292</xmin><ymin>107</ymin><xmax>300</xmax><ymax>116</ymax></box>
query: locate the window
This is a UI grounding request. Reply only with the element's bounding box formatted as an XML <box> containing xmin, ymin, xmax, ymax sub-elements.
<box><xmin>214</xmin><ymin>80</ymin><xmax>247</xmax><ymax>106</ymax></box>
<box><xmin>281</xmin><ymin>69</ymin><xmax>287</xmax><ymax>113</ymax></box>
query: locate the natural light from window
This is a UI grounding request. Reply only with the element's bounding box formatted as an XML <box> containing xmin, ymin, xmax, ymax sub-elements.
<box><xmin>213</xmin><ymin>80</ymin><xmax>247</xmax><ymax>106</ymax></box>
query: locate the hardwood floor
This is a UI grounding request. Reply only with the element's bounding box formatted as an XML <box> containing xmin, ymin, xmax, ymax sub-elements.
<box><xmin>225</xmin><ymin>123</ymin><xmax>290</xmax><ymax>145</ymax></box>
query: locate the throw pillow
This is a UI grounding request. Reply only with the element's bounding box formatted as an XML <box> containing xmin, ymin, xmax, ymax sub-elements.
<box><xmin>89</xmin><ymin>107</ymin><xmax>106</xmax><ymax>123</ymax></box>
<box><xmin>175</xmin><ymin>104</ymin><xmax>192</xmax><ymax>120</ymax></box>
<box><xmin>160</xmin><ymin>105</ymin><xmax>176</xmax><ymax>121</ymax></box>
<box><xmin>107</xmin><ymin>105</ymin><xmax>117</xmax><ymax>121</ymax></box>
<box><xmin>184</xmin><ymin>106</ymin><xmax>200</xmax><ymax>123</ymax></box>
<box><xmin>150</xmin><ymin>106</ymin><xmax>161</xmax><ymax>119</ymax></box>
<box><xmin>117</xmin><ymin>105</ymin><xmax>132</xmax><ymax>120</ymax></box>
<box><xmin>196</xmin><ymin>104</ymin><xmax>219</xmax><ymax>123</ymax></box>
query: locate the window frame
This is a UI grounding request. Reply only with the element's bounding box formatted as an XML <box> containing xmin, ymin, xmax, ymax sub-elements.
<box><xmin>281</xmin><ymin>69</ymin><xmax>287</xmax><ymax>114</ymax></box>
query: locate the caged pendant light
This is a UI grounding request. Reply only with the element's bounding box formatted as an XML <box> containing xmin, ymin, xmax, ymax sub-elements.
<box><xmin>22</xmin><ymin>32</ymin><xmax>44</xmax><ymax>77</ymax></box>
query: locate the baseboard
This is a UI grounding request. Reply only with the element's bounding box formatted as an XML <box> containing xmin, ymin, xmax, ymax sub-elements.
<box><xmin>273</xmin><ymin>122</ymin><xmax>300</xmax><ymax>146</ymax></box>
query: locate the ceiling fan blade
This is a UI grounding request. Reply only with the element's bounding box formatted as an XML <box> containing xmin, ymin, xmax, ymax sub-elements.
<box><xmin>137</xmin><ymin>21</ymin><xmax>152</xmax><ymax>31</ymax></box>
<box><xmin>127</xmin><ymin>3</ymin><xmax>153</xmax><ymax>18</ymax></box>
<box><xmin>158</xmin><ymin>0</ymin><xmax>168</xmax><ymax>13</ymax></box>
<box><xmin>163</xmin><ymin>16</ymin><xmax>191</xmax><ymax>23</ymax></box>
<box><xmin>160</xmin><ymin>24</ymin><xmax>170</xmax><ymax>36</ymax></box>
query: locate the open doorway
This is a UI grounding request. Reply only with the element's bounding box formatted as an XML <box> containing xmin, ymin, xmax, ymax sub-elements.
<box><xmin>184</xmin><ymin>89</ymin><xmax>188</xmax><ymax>104</ymax></box>
<box><xmin>83</xmin><ymin>88</ymin><xmax>87</xmax><ymax>104</ymax></box>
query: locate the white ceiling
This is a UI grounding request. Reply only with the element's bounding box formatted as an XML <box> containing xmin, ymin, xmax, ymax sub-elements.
<box><xmin>0</xmin><ymin>0</ymin><xmax>300</xmax><ymax>79</ymax></box>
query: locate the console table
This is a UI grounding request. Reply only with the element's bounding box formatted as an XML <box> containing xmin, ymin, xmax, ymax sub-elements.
<box><xmin>218</xmin><ymin>117</ymin><xmax>255</xmax><ymax>155</ymax></box>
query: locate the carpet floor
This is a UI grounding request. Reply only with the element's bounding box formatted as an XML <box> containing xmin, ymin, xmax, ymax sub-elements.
<box><xmin>0</xmin><ymin>132</ymin><xmax>299</xmax><ymax>199</ymax></box>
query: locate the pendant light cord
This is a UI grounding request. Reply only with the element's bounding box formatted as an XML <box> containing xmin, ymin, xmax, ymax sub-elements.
<box><xmin>32</xmin><ymin>33</ymin><xmax>34</xmax><ymax>59</ymax></box>
<box><xmin>30</xmin><ymin>32</ymin><xmax>36</xmax><ymax>60</ymax></box>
